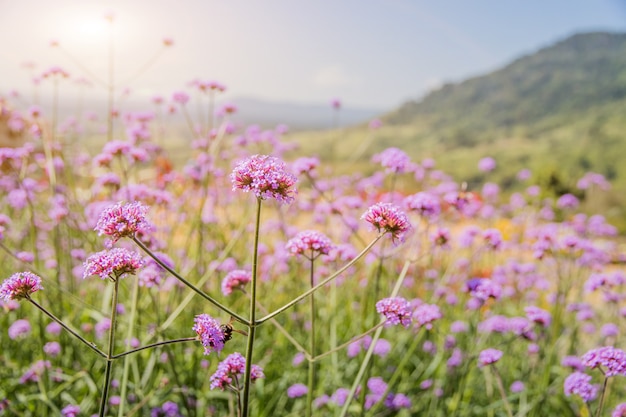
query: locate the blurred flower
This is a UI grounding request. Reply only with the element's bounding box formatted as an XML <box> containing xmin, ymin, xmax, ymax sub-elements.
<box><xmin>221</xmin><ymin>270</ymin><xmax>251</xmax><ymax>296</ymax></box>
<box><xmin>61</xmin><ymin>404</ymin><xmax>80</xmax><ymax>417</ymax></box>
<box><xmin>287</xmin><ymin>383</ymin><xmax>308</xmax><ymax>398</ymax></box>
<box><xmin>564</xmin><ymin>372</ymin><xmax>597</xmax><ymax>402</ymax></box>
<box><xmin>478</xmin><ymin>156</ymin><xmax>496</xmax><ymax>172</ymax></box>
<box><xmin>478</xmin><ymin>348</ymin><xmax>503</xmax><ymax>367</ymax></box>
<box><xmin>582</xmin><ymin>346</ymin><xmax>626</xmax><ymax>376</ymax></box>
<box><xmin>376</xmin><ymin>297</ymin><xmax>412</xmax><ymax>328</ymax></box>
<box><xmin>286</xmin><ymin>230</ymin><xmax>334</xmax><ymax>259</ymax></box>
<box><xmin>8</xmin><ymin>319</ymin><xmax>31</xmax><ymax>339</ymax></box>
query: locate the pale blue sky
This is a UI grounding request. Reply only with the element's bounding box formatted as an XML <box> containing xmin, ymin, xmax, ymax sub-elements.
<box><xmin>0</xmin><ymin>0</ymin><xmax>624</xmax><ymax>110</ymax></box>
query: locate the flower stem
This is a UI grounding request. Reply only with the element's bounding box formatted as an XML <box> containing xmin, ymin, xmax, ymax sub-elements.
<box><xmin>306</xmin><ymin>256</ymin><xmax>316</xmax><ymax>417</ymax></box>
<box><xmin>117</xmin><ymin>275</ymin><xmax>140</xmax><ymax>417</ymax></box>
<box><xmin>595</xmin><ymin>376</ymin><xmax>609</xmax><ymax>417</ymax></box>
<box><xmin>132</xmin><ymin>236</ymin><xmax>247</xmax><ymax>324</ymax></box>
<box><xmin>491</xmin><ymin>365</ymin><xmax>514</xmax><ymax>417</ymax></box>
<box><xmin>112</xmin><ymin>337</ymin><xmax>197</xmax><ymax>359</ymax></box>
<box><xmin>27</xmin><ymin>298</ymin><xmax>106</xmax><ymax>358</ymax></box>
<box><xmin>256</xmin><ymin>234</ymin><xmax>384</xmax><ymax>325</ymax></box>
<box><xmin>99</xmin><ymin>278</ymin><xmax>120</xmax><ymax>417</ymax></box>
<box><xmin>241</xmin><ymin>198</ymin><xmax>262</xmax><ymax>417</ymax></box>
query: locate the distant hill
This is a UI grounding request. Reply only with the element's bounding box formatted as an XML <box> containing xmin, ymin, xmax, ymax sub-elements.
<box><xmin>293</xmin><ymin>31</ymin><xmax>626</xmax><ymax>231</ymax></box>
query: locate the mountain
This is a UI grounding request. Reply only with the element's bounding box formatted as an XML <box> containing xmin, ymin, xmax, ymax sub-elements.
<box><xmin>293</xmin><ymin>31</ymin><xmax>626</xmax><ymax>231</ymax></box>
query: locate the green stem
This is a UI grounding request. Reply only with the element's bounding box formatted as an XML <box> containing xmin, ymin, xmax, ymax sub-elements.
<box><xmin>595</xmin><ymin>376</ymin><xmax>609</xmax><ymax>417</ymax></box>
<box><xmin>492</xmin><ymin>366</ymin><xmax>514</xmax><ymax>417</ymax></box>
<box><xmin>132</xmin><ymin>236</ymin><xmax>247</xmax><ymax>324</ymax></box>
<box><xmin>27</xmin><ymin>298</ymin><xmax>106</xmax><ymax>358</ymax></box>
<box><xmin>112</xmin><ymin>337</ymin><xmax>198</xmax><ymax>360</ymax></box>
<box><xmin>117</xmin><ymin>275</ymin><xmax>141</xmax><ymax>416</ymax></box>
<box><xmin>241</xmin><ymin>198</ymin><xmax>262</xmax><ymax>417</ymax></box>
<box><xmin>256</xmin><ymin>234</ymin><xmax>384</xmax><ymax>325</ymax></box>
<box><xmin>99</xmin><ymin>278</ymin><xmax>120</xmax><ymax>417</ymax></box>
<box><xmin>306</xmin><ymin>256</ymin><xmax>316</xmax><ymax>417</ymax></box>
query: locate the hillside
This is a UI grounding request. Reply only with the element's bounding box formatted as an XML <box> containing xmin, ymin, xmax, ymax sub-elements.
<box><xmin>292</xmin><ymin>31</ymin><xmax>626</xmax><ymax>230</ymax></box>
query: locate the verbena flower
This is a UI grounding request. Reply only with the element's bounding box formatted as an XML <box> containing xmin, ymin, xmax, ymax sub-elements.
<box><xmin>372</xmin><ymin>147</ymin><xmax>414</xmax><ymax>174</ymax></box>
<box><xmin>61</xmin><ymin>404</ymin><xmax>80</xmax><ymax>417</ymax></box>
<box><xmin>524</xmin><ymin>306</ymin><xmax>552</xmax><ymax>327</ymax></box>
<box><xmin>83</xmin><ymin>248</ymin><xmax>143</xmax><ymax>280</ymax></box>
<box><xmin>210</xmin><ymin>352</ymin><xmax>264</xmax><ymax>390</ymax></box>
<box><xmin>287</xmin><ymin>383</ymin><xmax>308</xmax><ymax>398</ymax></box>
<box><xmin>95</xmin><ymin>201</ymin><xmax>151</xmax><ymax>243</ymax></box>
<box><xmin>230</xmin><ymin>154</ymin><xmax>297</xmax><ymax>204</ymax></box>
<box><xmin>221</xmin><ymin>270</ymin><xmax>251</xmax><ymax>296</ymax></box>
<box><xmin>564</xmin><ymin>372</ymin><xmax>597</xmax><ymax>402</ymax></box>
<box><xmin>478</xmin><ymin>156</ymin><xmax>496</xmax><ymax>172</ymax></box>
<box><xmin>376</xmin><ymin>297</ymin><xmax>412</xmax><ymax>328</ymax></box>
<box><xmin>412</xmin><ymin>303</ymin><xmax>442</xmax><ymax>330</ymax></box>
<box><xmin>0</xmin><ymin>272</ymin><xmax>43</xmax><ymax>301</ymax></box>
<box><xmin>478</xmin><ymin>348</ymin><xmax>503</xmax><ymax>367</ymax></box>
<box><xmin>286</xmin><ymin>230</ymin><xmax>334</xmax><ymax>259</ymax></box>
<box><xmin>405</xmin><ymin>192</ymin><xmax>441</xmax><ymax>220</ymax></box>
<box><xmin>581</xmin><ymin>346</ymin><xmax>626</xmax><ymax>376</ymax></box>
<box><xmin>193</xmin><ymin>314</ymin><xmax>228</xmax><ymax>355</ymax></box>
<box><xmin>8</xmin><ymin>319</ymin><xmax>31</xmax><ymax>339</ymax></box>
<box><xmin>362</xmin><ymin>202</ymin><xmax>411</xmax><ymax>243</ymax></box>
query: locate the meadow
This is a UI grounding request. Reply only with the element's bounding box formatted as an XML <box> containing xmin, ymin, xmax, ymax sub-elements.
<box><xmin>1</xmin><ymin>30</ymin><xmax>626</xmax><ymax>417</ymax></box>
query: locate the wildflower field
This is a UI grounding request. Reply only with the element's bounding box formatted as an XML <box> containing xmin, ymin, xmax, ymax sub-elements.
<box><xmin>1</xmin><ymin>22</ymin><xmax>626</xmax><ymax>417</ymax></box>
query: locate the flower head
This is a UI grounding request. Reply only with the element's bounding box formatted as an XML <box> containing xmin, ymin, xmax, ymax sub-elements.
<box><xmin>362</xmin><ymin>202</ymin><xmax>411</xmax><ymax>243</ymax></box>
<box><xmin>193</xmin><ymin>314</ymin><xmax>228</xmax><ymax>355</ymax></box>
<box><xmin>478</xmin><ymin>348</ymin><xmax>503</xmax><ymax>367</ymax></box>
<box><xmin>286</xmin><ymin>230</ymin><xmax>334</xmax><ymax>259</ymax></box>
<box><xmin>564</xmin><ymin>372</ymin><xmax>598</xmax><ymax>402</ymax></box>
<box><xmin>612</xmin><ymin>403</ymin><xmax>626</xmax><ymax>417</ymax></box>
<box><xmin>61</xmin><ymin>405</ymin><xmax>80</xmax><ymax>417</ymax></box>
<box><xmin>221</xmin><ymin>270</ymin><xmax>251</xmax><ymax>296</ymax></box>
<box><xmin>372</xmin><ymin>147</ymin><xmax>414</xmax><ymax>174</ymax></box>
<box><xmin>94</xmin><ymin>201</ymin><xmax>151</xmax><ymax>243</ymax></box>
<box><xmin>413</xmin><ymin>303</ymin><xmax>442</xmax><ymax>330</ymax></box>
<box><xmin>581</xmin><ymin>346</ymin><xmax>626</xmax><ymax>376</ymax></box>
<box><xmin>210</xmin><ymin>352</ymin><xmax>264</xmax><ymax>390</ymax></box>
<box><xmin>83</xmin><ymin>248</ymin><xmax>143</xmax><ymax>280</ymax></box>
<box><xmin>287</xmin><ymin>383</ymin><xmax>308</xmax><ymax>398</ymax></box>
<box><xmin>0</xmin><ymin>272</ymin><xmax>43</xmax><ymax>301</ymax></box>
<box><xmin>376</xmin><ymin>297</ymin><xmax>412</xmax><ymax>328</ymax></box>
<box><xmin>231</xmin><ymin>155</ymin><xmax>297</xmax><ymax>204</ymax></box>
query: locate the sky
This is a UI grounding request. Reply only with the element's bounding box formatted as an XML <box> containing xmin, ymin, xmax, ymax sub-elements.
<box><xmin>0</xmin><ymin>0</ymin><xmax>625</xmax><ymax>111</ymax></box>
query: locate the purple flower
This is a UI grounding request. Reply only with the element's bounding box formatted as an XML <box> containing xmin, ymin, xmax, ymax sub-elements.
<box><xmin>524</xmin><ymin>306</ymin><xmax>552</xmax><ymax>327</ymax></box>
<box><xmin>83</xmin><ymin>248</ymin><xmax>143</xmax><ymax>280</ymax></box>
<box><xmin>405</xmin><ymin>192</ymin><xmax>441</xmax><ymax>220</ymax></box>
<box><xmin>8</xmin><ymin>319</ymin><xmax>31</xmax><ymax>340</ymax></box>
<box><xmin>221</xmin><ymin>270</ymin><xmax>252</xmax><ymax>296</ymax></box>
<box><xmin>61</xmin><ymin>404</ymin><xmax>80</xmax><ymax>417</ymax></box>
<box><xmin>564</xmin><ymin>372</ymin><xmax>598</xmax><ymax>402</ymax></box>
<box><xmin>612</xmin><ymin>403</ymin><xmax>626</xmax><ymax>417</ymax></box>
<box><xmin>482</xmin><ymin>228</ymin><xmax>503</xmax><ymax>250</ymax></box>
<box><xmin>581</xmin><ymin>346</ymin><xmax>626</xmax><ymax>376</ymax></box>
<box><xmin>43</xmin><ymin>341</ymin><xmax>61</xmax><ymax>357</ymax></box>
<box><xmin>385</xmin><ymin>393</ymin><xmax>412</xmax><ymax>410</ymax></box>
<box><xmin>376</xmin><ymin>297</ymin><xmax>412</xmax><ymax>327</ymax></box>
<box><xmin>367</xmin><ymin>377</ymin><xmax>388</xmax><ymax>395</ymax></box>
<box><xmin>231</xmin><ymin>154</ymin><xmax>297</xmax><ymax>204</ymax></box>
<box><xmin>412</xmin><ymin>303</ymin><xmax>442</xmax><ymax>329</ymax></box>
<box><xmin>510</xmin><ymin>381</ymin><xmax>525</xmax><ymax>393</ymax></box>
<box><xmin>286</xmin><ymin>230</ymin><xmax>334</xmax><ymax>259</ymax></box>
<box><xmin>373</xmin><ymin>339</ymin><xmax>391</xmax><ymax>357</ymax></box>
<box><xmin>562</xmin><ymin>355</ymin><xmax>585</xmax><ymax>371</ymax></box>
<box><xmin>292</xmin><ymin>157</ymin><xmax>320</xmax><ymax>176</ymax></box>
<box><xmin>478</xmin><ymin>348</ymin><xmax>503</xmax><ymax>367</ymax></box>
<box><xmin>193</xmin><ymin>314</ymin><xmax>228</xmax><ymax>355</ymax></box>
<box><xmin>362</xmin><ymin>202</ymin><xmax>411</xmax><ymax>243</ymax></box>
<box><xmin>557</xmin><ymin>193</ymin><xmax>579</xmax><ymax>209</ymax></box>
<box><xmin>0</xmin><ymin>271</ymin><xmax>43</xmax><ymax>301</ymax></box>
<box><xmin>287</xmin><ymin>383</ymin><xmax>308</xmax><ymax>398</ymax></box>
<box><xmin>372</xmin><ymin>147</ymin><xmax>413</xmax><ymax>174</ymax></box>
<box><xmin>210</xmin><ymin>352</ymin><xmax>264</xmax><ymax>390</ymax></box>
<box><xmin>95</xmin><ymin>201</ymin><xmax>151</xmax><ymax>243</ymax></box>
<box><xmin>478</xmin><ymin>156</ymin><xmax>496</xmax><ymax>172</ymax></box>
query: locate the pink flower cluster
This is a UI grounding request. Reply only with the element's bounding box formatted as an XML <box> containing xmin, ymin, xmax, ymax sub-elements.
<box><xmin>210</xmin><ymin>352</ymin><xmax>264</xmax><ymax>390</ymax></box>
<box><xmin>361</xmin><ymin>202</ymin><xmax>411</xmax><ymax>243</ymax></box>
<box><xmin>376</xmin><ymin>297</ymin><xmax>412</xmax><ymax>328</ymax></box>
<box><xmin>221</xmin><ymin>270</ymin><xmax>251</xmax><ymax>296</ymax></box>
<box><xmin>286</xmin><ymin>230</ymin><xmax>334</xmax><ymax>259</ymax></box>
<box><xmin>0</xmin><ymin>272</ymin><xmax>43</xmax><ymax>301</ymax></box>
<box><xmin>94</xmin><ymin>201</ymin><xmax>151</xmax><ymax>243</ymax></box>
<box><xmin>83</xmin><ymin>248</ymin><xmax>143</xmax><ymax>280</ymax></box>
<box><xmin>231</xmin><ymin>155</ymin><xmax>297</xmax><ymax>204</ymax></box>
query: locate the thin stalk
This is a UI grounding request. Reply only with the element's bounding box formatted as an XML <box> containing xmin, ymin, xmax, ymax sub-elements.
<box><xmin>27</xmin><ymin>298</ymin><xmax>106</xmax><ymax>357</ymax></box>
<box><xmin>595</xmin><ymin>376</ymin><xmax>609</xmax><ymax>417</ymax></box>
<box><xmin>132</xmin><ymin>236</ymin><xmax>247</xmax><ymax>324</ymax></box>
<box><xmin>99</xmin><ymin>278</ymin><xmax>120</xmax><ymax>417</ymax></box>
<box><xmin>241</xmin><ymin>198</ymin><xmax>262</xmax><ymax>417</ymax></box>
<box><xmin>256</xmin><ymin>233</ymin><xmax>384</xmax><ymax>324</ymax></box>
<box><xmin>306</xmin><ymin>256</ymin><xmax>316</xmax><ymax>417</ymax></box>
<box><xmin>313</xmin><ymin>322</ymin><xmax>385</xmax><ymax>361</ymax></box>
<box><xmin>112</xmin><ymin>337</ymin><xmax>198</xmax><ymax>360</ymax></box>
<box><xmin>492</xmin><ymin>366</ymin><xmax>514</xmax><ymax>417</ymax></box>
<box><xmin>117</xmin><ymin>276</ymin><xmax>141</xmax><ymax>416</ymax></box>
